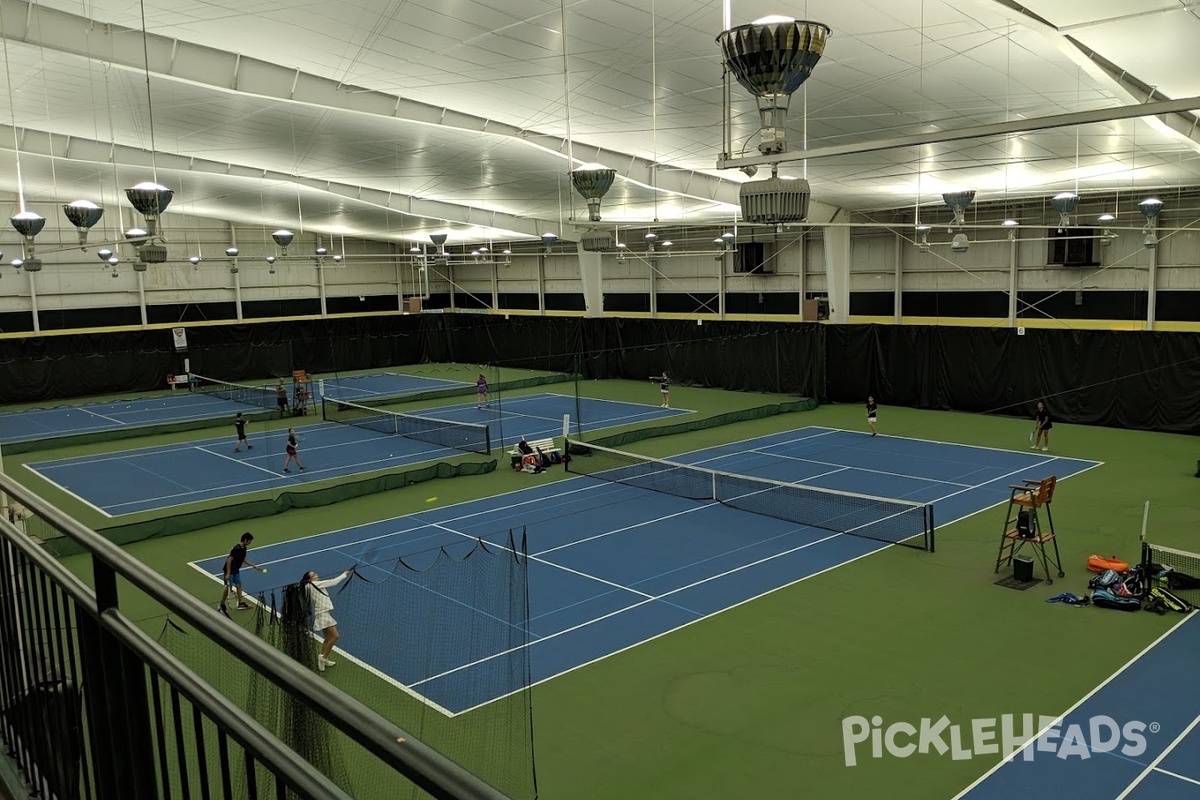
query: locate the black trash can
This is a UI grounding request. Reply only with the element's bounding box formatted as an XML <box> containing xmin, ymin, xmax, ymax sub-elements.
<box><xmin>1014</xmin><ymin>555</ymin><xmax>1035</xmax><ymax>582</ymax></box>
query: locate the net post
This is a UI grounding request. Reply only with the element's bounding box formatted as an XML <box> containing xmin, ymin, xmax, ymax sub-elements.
<box><xmin>483</xmin><ymin>425</ymin><xmax>492</xmax><ymax>455</ymax></box>
<box><xmin>711</xmin><ymin>471</ymin><xmax>717</xmax><ymax>502</ymax></box>
<box><xmin>926</xmin><ymin>505</ymin><xmax>935</xmax><ymax>553</ymax></box>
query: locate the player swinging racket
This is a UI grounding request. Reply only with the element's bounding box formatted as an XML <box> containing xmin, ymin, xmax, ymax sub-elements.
<box><xmin>299</xmin><ymin>568</ymin><xmax>352</xmax><ymax>671</ymax></box>
<box><xmin>233</xmin><ymin>412</ymin><xmax>253</xmax><ymax>452</ymax></box>
<box><xmin>220</xmin><ymin>532</ymin><xmax>264</xmax><ymax>612</ymax></box>
<box><xmin>282</xmin><ymin>428</ymin><xmax>305</xmax><ymax>473</ymax></box>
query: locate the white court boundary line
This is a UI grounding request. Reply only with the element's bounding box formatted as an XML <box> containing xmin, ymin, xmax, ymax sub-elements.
<box><xmin>20</xmin><ymin>463</ymin><xmax>114</xmax><ymax>518</ymax></box>
<box><xmin>1116</xmin><ymin>714</ymin><xmax>1200</xmax><ymax>799</ymax></box>
<box><xmin>950</xmin><ymin>613</ymin><xmax>1199</xmax><ymax>800</ymax></box>
<box><xmin>184</xmin><ymin>561</ymin><xmax>455</xmax><ymax>716</ymax></box>
<box><xmin>187</xmin><ymin>426</ymin><xmax>1105</xmax><ymax>716</ymax></box>
<box><xmin>430</xmin><ymin>455</ymin><xmax>1077</xmax><ymax>712</ymax></box>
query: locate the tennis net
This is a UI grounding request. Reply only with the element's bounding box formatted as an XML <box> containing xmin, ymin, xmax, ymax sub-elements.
<box><xmin>323</xmin><ymin>396</ymin><xmax>492</xmax><ymax>455</ymax></box>
<box><xmin>1141</xmin><ymin>541</ymin><xmax>1200</xmax><ymax>606</ymax></box>
<box><xmin>564</xmin><ymin>439</ymin><xmax>935</xmax><ymax>551</ymax></box>
<box><xmin>188</xmin><ymin>373</ymin><xmax>278</xmax><ymax>412</ymax></box>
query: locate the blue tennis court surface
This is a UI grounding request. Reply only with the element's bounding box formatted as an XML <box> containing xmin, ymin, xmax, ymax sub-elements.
<box><xmin>25</xmin><ymin>393</ymin><xmax>688</xmax><ymax>516</ymax></box>
<box><xmin>191</xmin><ymin>427</ymin><xmax>1101</xmax><ymax>716</ymax></box>
<box><xmin>955</xmin><ymin>613</ymin><xmax>1200</xmax><ymax>799</ymax></box>
<box><xmin>0</xmin><ymin>371</ymin><xmax>468</xmax><ymax>444</ymax></box>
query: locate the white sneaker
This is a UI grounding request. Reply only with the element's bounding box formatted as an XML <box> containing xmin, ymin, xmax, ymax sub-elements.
<box><xmin>1041</xmin><ymin>446</ymin><xmax>1048</xmax><ymax>451</ymax></box>
<box><xmin>320</xmin><ymin>655</ymin><xmax>336</xmax><ymax>668</ymax></box>
<box><xmin>1030</xmin><ymin>445</ymin><xmax>1036</xmax><ymax>450</ymax></box>
<box><xmin>317</xmin><ymin>657</ymin><xmax>325</xmax><ymax>672</ymax></box>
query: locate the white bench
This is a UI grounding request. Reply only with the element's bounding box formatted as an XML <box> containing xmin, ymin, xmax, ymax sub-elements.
<box><xmin>509</xmin><ymin>437</ymin><xmax>560</xmax><ymax>459</ymax></box>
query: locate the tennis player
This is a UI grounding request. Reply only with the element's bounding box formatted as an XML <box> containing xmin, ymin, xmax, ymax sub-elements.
<box><xmin>233</xmin><ymin>412</ymin><xmax>253</xmax><ymax>452</ymax></box>
<box><xmin>299</xmin><ymin>568</ymin><xmax>352</xmax><ymax>671</ymax></box>
<box><xmin>866</xmin><ymin>396</ymin><xmax>878</xmax><ymax>437</ymax></box>
<box><xmin>476</xmin><ymin>373</ymin><xmax>489</xmax><ymax>408</ymax></box>
<box><xmin>1032</xmin><ymin>400</ymin><xmax>1053</xmax><ymax>451</ymax></box>
<box><xmin>221</xmin><ymin>532</ymin><xmax>260</xmax><ymax>612</ymax></box>
<box><xmin>282</xmin><ymin>428</ymin><xmax>305</xmax><ymax>473</ymax></box>
<box><xmin>651</xmin><ymin>371</ymin><xmax>670</xmax><ymax>408</ymax></box>
<box><xmin>275</xmin><ymin>379</ymin><xmax>289</xmax><ymax>417</ymax></box>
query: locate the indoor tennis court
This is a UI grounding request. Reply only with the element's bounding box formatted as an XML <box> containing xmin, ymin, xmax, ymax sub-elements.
<box><xmin>189</xmin><ymin>426</ymin><xmax>1099</xmax><ymax>715</ymax></box>
<box><xmin>23</xmin><ymin>392</ymin><xmax>687</xmax><ymax>515</ymax></box>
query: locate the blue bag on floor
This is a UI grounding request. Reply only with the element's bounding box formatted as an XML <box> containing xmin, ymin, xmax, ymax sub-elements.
<box><xmin>1091</xmin><ymin>588</ymin><xmax>1140</xmax><ymax>612</ymax></box>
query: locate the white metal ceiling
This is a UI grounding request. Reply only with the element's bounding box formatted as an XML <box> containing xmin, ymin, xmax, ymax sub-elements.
<box><xmin>0</xmin><ymin>0</ymin><xmax>1195</xmax><ymax>244</ymax></box>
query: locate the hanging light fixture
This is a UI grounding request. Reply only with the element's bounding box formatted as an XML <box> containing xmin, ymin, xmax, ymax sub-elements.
<box><xmin>717</xmin><ymin>17</ymin><xmax>831</xmax><ymax>157</ymax></box>
<box><xmin>1050</xmin><ymin>192</ymin><xmax>1078</xmax><ymax>229</ymax></box>
<box><xmin>941</xmin><ymin>190</ymin><xmax>975</xmax><ymax>227</ymax></box>
<box><xmin>272</xmin><ymin>230</ymin><xmax>294</xmax><ymax>254</ymax></box>
<box><xmin>541</xmin><ymin>232</ymin><xmax>558</xmax><ymax>253</ymax></box>
<box><xmin>580</xmin><ymin>229</ymin><xmax>616</xmax><ymax>252</ymax></box>
<box><xmin>63</xmin><ymin>200</ymin><xmax>105</xmax><ymax>246</ymax></box>
<box><xmin>124</xmin><ymin>182</ymin><xmax>173</xmax><ymax>236</ymax></box>
<box><xmin>1139</xmin><ymin>198</ymin><xmax>1163</xmax><ymax>250</ymax></box>
<box><xmin>569</xmin><ymin>163</ymin><xmax>617</xmax><ymax>222</ymax></box>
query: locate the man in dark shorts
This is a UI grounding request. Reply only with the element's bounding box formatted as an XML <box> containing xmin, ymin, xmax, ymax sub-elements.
<box><xmin>275</xmin><ymin>379</ymin><xmax>289</xmax><ymax>417</ymax></box>
<box><xmin>866</xmin><ymin>396</ymin><xmax>878</xmax><ymax>437</ymax></box>
<box><xmin>233</xmin><ymin>412</ymin><xmax>252</xmax><ymax>452</ymax></box>
<box><xmin>220</xmin><ymin>532</ymin><xmax>260</xmax><ymax>612</ymax></box>
<box><xmin>1032</xmin><ymin>400</ymin><xmax>1053</xmax><ymax>451</ymax></box>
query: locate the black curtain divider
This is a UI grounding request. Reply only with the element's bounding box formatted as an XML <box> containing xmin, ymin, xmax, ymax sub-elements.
<box><xmin>0</xmin><ymin>315</ymin><xmax>1195</xmax><ymax>434</ymax></box>
<box><xmin>825</xmin><ymin>324</ymin><xmax>1200</xmax><ymax>434</ymax></box>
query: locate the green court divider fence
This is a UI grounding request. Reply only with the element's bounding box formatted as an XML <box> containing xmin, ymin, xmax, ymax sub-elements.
<box><xmin>585</xmin><ymin>397</ymin><xmax>820</xmax><ymax>450</ymax></box>
<box><xmin>3</xmin><ymin>408</ymin><xmax>279</xmax><ymax>456</ymax></box>
<box><xmin>39</xmin><ymin>458</ymin><xmax>497</xmax><ymax>557</ymax></box>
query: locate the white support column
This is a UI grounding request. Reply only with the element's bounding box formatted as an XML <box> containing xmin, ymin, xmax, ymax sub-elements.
<box><xmin>893</xmin><ymin>233</ymin><xmax>903</xmax><ymax>324</ymax></box>
<box><xmin>395</xmin><ymin>250</ymin><xmax>403</xmax><ymax>311</ymax></box>
<box><xmin>317</xmin><ymin>260</ymin><xmax>327</xmax><ymax>318</ymax></box>
<box><xmin>233</xmin><ymin>268</ymin><xmax>244</xmax><ymax>320</ymax></box>
<box><xmin>491</xmin><ymin>260</ymin><xmax>499</xmax><ymax>310</ymax></box>
<box><xmin>577</xmin><ymin>246</ymin><xmax>603</xmax><ymax>318</ymax></box>
<box><xmin>823</xmin><ymin>226</ymin><xmax>851</xmax><ymax>324</ymax></box>
<box><xmin>136</xmin><ymin>271</ymin><xmax>149</xmax><ymax>328</ymax></box>
<box><xmin>27</xmin><ymin>272</ymin><xmax>39</xmax><ymax>335</ymax></box>
<box><xmin>447</xmin><ymin>261</ymin><xmax>456</xmax><ymax>309</ymax></box>
<box><xmin>537</xmin><ymin>254</ymin><xmax>546</xmax><ymax>315</ymax></box>
<box><xmin>650</xmin><ymin>257</ymin><xmax>659</xmax><ymax>318</ymax></box>
<box><xmin>1147</xmin><ymin>235</ymin><xmax>1158</xmax><ymax>331</ymax></box>
<box><xmin>1007</xmin><ymin>232</ymin><xmax>1019</xmax><ymax>327</ymax></box>
<box><xmin>717</xmin><ymin>252</ymin><xmax>726</xmax><ymax>320</ymax></box>
<box><xmin>797</xmin><ymin>232</ymin><xmax>806</xmax><ymax>320</ymax></box>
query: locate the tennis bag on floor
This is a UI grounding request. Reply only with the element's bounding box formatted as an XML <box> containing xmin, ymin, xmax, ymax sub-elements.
<box><xmin>1087</xmin><ymin>554</ymin><xmax>1130</xmax><ymax>573</ymax></box>
<box><xmin>1148</xmin><ymin>586</ymin><xmax>1194</xmax><ymax>613</ymax></box>
<box><xmin>1091</xmin><ymin>588</ymin><xmax>1141</xmax><ymax>612</ymax></box>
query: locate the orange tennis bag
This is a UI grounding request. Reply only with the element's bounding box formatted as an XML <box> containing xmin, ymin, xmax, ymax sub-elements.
<box><xmin>1087</xmin><ymin>554</ymin><xmax>1130</xmax><ymax>573</ymax></box>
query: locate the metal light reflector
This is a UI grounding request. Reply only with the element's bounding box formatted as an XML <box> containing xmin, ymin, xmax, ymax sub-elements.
<box><xmin>739</xmin><ymin>175</ymin><xmax>811</xmax><ymax>223</ymax></box>
<box><xmin>1051</xmin><ymin>192</ymin><xmax>1078</xmax><ymax>228</ymax></box>
<box><xmin>10</xmin><ymin>211</ymin><xmax>46</xmax><ymax>240</ymax></box>
<box><xmin>1138</xmin><ymin>197</ymin><xmax>1163</xmax><ymax>219</ymax></box>
<box><xmin>570</xmin><ymin>163</ymin><xmax>617</xmax><ymax>221</ymax></box>
<box><xmin>941</xmin><ymin>190</ymin><xmax>976</xmax><ymax>226</ymax></box>
<box><xmin>717</xmin><ymin>18</ymin><xmax>830</xmax><ymax>155</ymax></box>
<box><xmin>63</xmin><ymin>200</ymin><xmax>104</xmax><ymax>244</ymax></box>
<box><xmin>125</xmin><ymin>182</ymin><xmax>173</xmax><ymax>235</ymax></box>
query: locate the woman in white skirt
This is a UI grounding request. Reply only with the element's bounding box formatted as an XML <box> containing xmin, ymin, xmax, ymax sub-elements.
<box><xmin>300</xmin><ymin>568</ymin><xmax>352</xmax><ymax>671</ymax></box>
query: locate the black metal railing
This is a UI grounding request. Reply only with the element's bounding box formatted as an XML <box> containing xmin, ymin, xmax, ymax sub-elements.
<box><xmin>0</xmin><ymin>474</ymin><xmax>516</xmax><ymax>800</ymax></box>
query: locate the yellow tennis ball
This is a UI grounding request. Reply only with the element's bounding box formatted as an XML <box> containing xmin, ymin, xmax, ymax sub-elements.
<box><xmin>426</xmin><ymin>497</ymin><xmax>438</xmax><ymax>503</ymax></box>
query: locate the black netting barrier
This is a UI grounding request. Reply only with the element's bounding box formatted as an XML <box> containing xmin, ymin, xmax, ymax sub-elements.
<box><xmin>158</xmin><ymin>531</ymin><xmax>536</xmax><ymax>800</ymax></box>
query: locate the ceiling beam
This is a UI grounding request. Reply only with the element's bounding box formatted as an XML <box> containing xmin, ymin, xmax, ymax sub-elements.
<box><xmin>0</xmin><ymin>0</ymin><xmax>848</xmax><ymax>223</ymax></box>
<box><xmin>717</xmin><ymin>94</ymin><xmax>1200</xmax><ymax>171</ymax></box>
<box><xmin>0</xmin><ymin>124</ymin><xmax>549</xmax><ymax>238</ymax></box>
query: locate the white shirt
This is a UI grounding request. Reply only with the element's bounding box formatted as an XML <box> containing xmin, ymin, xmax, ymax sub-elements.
<box><xmin>305</xmin><ymin>571</ymin><xmax>349</xmax><ymax>615</ymax></box>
